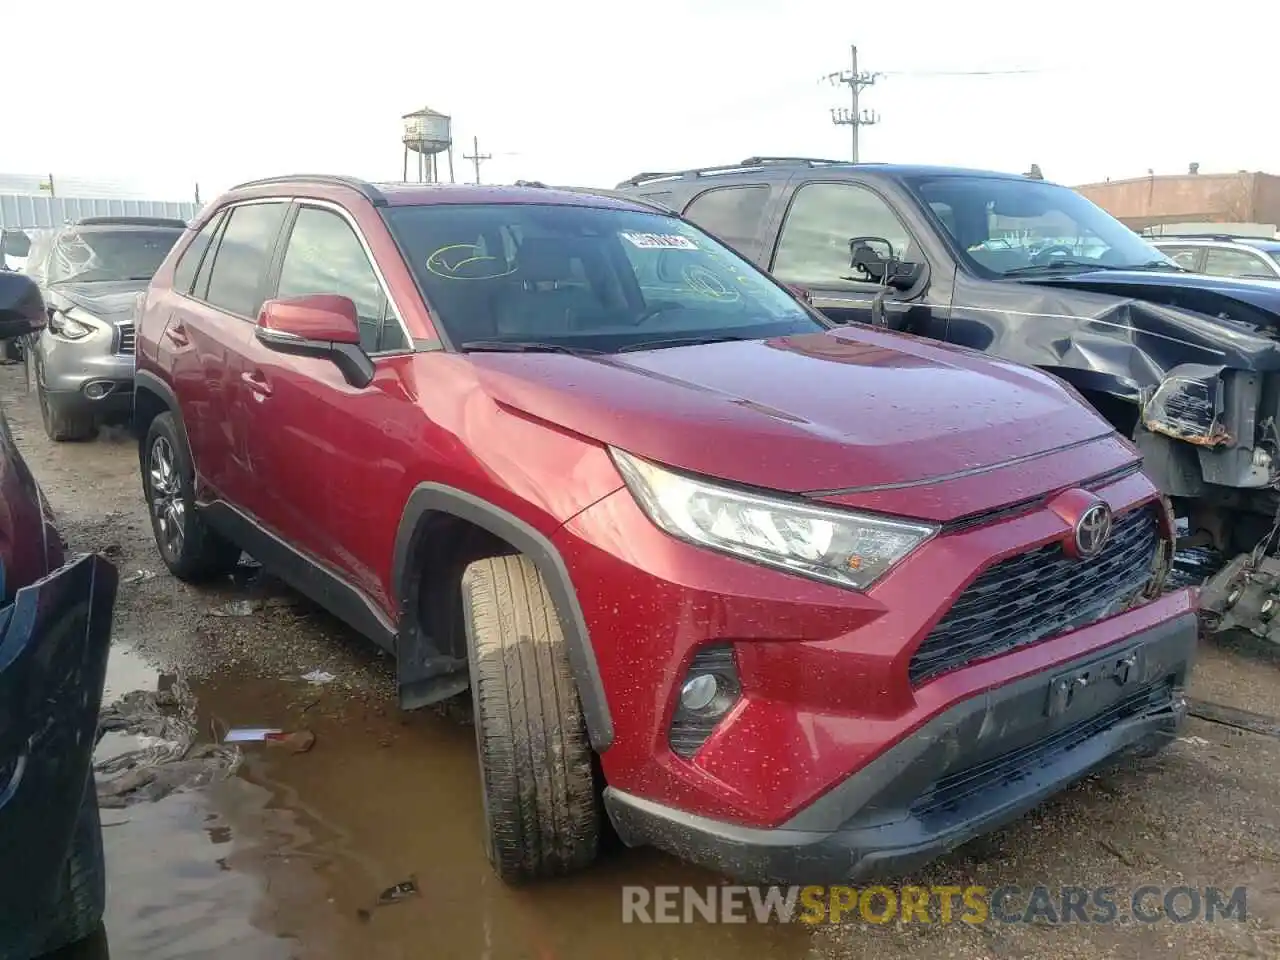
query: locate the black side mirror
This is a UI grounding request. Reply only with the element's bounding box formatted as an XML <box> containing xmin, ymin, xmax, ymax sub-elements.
<box><xmin>0</xmin><ymin>271</ymin><xmax>45</xmax><ymax>339</ymax></box>
<box><xmin>1</xmin><ymin>230</ymin><xmax>31</xmax><ymax>258</ymax></box>
<box><xmin>847</xmin><ymin>236</ymin><xmax>922</xmax><ymax>292</ymax></box>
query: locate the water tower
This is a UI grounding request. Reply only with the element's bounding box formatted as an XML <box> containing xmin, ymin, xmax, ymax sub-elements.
<box><xmin>402</xmin><ymin>106</ymin><xmax>455</xmax><ymax>184</ymax></box>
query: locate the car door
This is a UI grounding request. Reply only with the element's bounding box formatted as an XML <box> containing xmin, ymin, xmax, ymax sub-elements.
<box><xmin>172</xmin><ymin>199</ymin><xmax>290</xmax><ymax>507</ymax></box>
<box><xmin>244</xmin><ymin>201</ymin><xmax>414</xmax><ymax>608</ymax></box>
<box><xmin>767</xmin><ymin>179</ymin><xmax>949</xmax><ymax>340</ymax></box>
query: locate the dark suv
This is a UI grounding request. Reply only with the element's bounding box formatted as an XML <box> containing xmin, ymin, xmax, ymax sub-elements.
<box><xmin>614</xmin><ymin>158</ymin><xmax>1280</xmax><ymax>604</ymax></box>
<box><xmin>134</xmin><ymin>174</ymin><xmax>1194</xmax><ymax>884</ymax></box>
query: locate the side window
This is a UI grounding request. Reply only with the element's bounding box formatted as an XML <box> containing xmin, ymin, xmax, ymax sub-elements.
<box><xmin>192</xmin><ymin>215</ymin><xmax>226</xmax><ymax>301</ymax></box>
<box><xmin>204</xmin><ymin>202</ymin><xmax>289</xmax><ymax>318</ymax></box>
<box><xmin>682</xmin><ymin>185</ymin><xmax>770</xmax><ymax>253</ymax></box>
<box><xmin>173</xmin><ymin>213</ymin><xmax>224</xmax><ymax>296</ymax></box>
<box><xmin>772</xmin><ymin>182</ymin><xmax>916</xmax><ymax>287</ymax></box>
<box><xmin>1204</xmin><ymin>247</ymin><xmax>1276</xmax><ymax>279</ymax></box>
<box><xmin>1160</xmin><ymin>245</ymin><xmax>1202</xmax><ymax>271</ymax></box>
<box><xmin>276</xmin><ymin>206</ymin><xmax>407</xmax><ymax>354</ymax></box>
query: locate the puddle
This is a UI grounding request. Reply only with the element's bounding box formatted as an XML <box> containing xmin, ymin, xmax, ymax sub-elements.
<box><xmin>103</xmin><ymin>640</ymin><xmax>161</xmax><ymax>703</ymax></box>
<box><xmin>94</xmin><ymin>665</ymin><xmax>818</xmax><ymax>960</ymax></box>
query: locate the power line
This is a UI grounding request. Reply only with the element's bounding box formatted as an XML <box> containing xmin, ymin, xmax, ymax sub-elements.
<box><xmin>823</xmin><ymin>45</ymin><xmax>1050</xmax><ymax>161</ymax></box>
<box><xmin>463</xmin><ymin>136</ymin><xmax>493</xmax><ymax>185</ymax></box>
<box><xmin>825</xmin><ymin>45</ymin><xmax>881</xmax><ymax>163</ymax></box>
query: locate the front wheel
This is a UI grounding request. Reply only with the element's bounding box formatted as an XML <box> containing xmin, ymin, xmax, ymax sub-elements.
<box><xmin>462</xmin><ymin>554</ymin><xmax>601</xmax><ymax>883</ymax></box>
<box><xmin>142</xmin><ymin>413</ymin><xmax>241</xmax><ymax>582</ymax></box>
<box><xmin>37</xmin><ymin>379</ymin><xmax>95</xmax><ymax>442</ymax></box>
<box><xmin>23</xmin><ymin>782</ymin><xmax>106</xmax><ymax>957</ymax></box>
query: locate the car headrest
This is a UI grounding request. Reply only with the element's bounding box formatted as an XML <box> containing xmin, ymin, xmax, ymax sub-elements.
<box><xmin>512</xmin><ymin>238</ymin><xmax>579</xmax><ymax>283</ymax></box>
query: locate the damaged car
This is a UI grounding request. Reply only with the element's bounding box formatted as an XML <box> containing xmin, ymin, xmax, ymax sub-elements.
<box><xmin>0</xmin><ymin>271</ymin><xmax>119</xmax><ymax>957</ymax></box>
<box><xmin>614</xmin><ymin>157</ymin><xmax>1280</xmax><ymax>622</ymax></box>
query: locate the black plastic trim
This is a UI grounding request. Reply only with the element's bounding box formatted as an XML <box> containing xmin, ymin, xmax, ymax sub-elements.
<box><xmin>132</xmin><ymin>370</ymin><xmax>188</xmax><ymax>451</ymax></box>
<box><xmin>392</xmin><ymin>483</ymin><xmax>614</xmax><ymax>751</ymax></box>
<box><xmin>604</xmin><ymin>611</ymin><xmax>1195</xmax><ymax>884</ymax></box>
<box><xmin>200</xmin><ymin>501</ymin><xmax>397</xmax><ymax>652</ymax></box>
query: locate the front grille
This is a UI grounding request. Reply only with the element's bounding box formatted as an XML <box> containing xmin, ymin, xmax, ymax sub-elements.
<box><xmin>115</xmin><ymin>322</ymin><xmax>136</xmax><ymax>355</ymax></box>
<box><xmin>910</xmin><ymin>679</ymin><xmax>1174</xmax><ymax>818</ymax></box>
<box><xmin>908</xmin><ymin>506</ymin><xmax>1160</xmax><ymax>686</ymax></box>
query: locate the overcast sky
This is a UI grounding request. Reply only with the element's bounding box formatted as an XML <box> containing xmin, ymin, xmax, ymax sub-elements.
<box><xmin>6</xmin><ymin>1</ymin><xmax>1276</xmax><ymax>201</ymax></box>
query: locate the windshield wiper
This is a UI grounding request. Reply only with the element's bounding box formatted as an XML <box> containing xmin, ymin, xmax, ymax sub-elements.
<box><xmin>616</xmin><ymin>335</ymin><xmax>753</xmax><ymax>353</ymax></box>
<box><xmin>1003</xmin><ymin>260</ymin><xmax>1122</xmax><ymax>276</ymax></box>
<box><xmin>1115</xmin><ymin>259</ymin><xmax>1187</xmax><ymax>272</ymax></box>
<box><xmin>458</xmin><ymin>340</ymin><xmax>601</xmax><ymax>355</ymax></box>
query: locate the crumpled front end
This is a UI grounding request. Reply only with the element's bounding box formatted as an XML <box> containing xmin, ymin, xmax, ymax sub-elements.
<box><xmin>0</xmin><ymin>554</ymin><xmax>117</xmax><ymax>940</ymax></box>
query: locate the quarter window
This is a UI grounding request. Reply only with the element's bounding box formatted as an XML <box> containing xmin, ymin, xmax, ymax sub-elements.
<box><xmin>772</xmin><ymin>182</ymin><xmax>916</xmax><ymax>286</ymax></box>
<box><xmin>682</xmin><ymin>185</ymin><xmax>770</xmax><ymax>253</ymax></box>
<box><xmin>173</xmin><ymin>213</ymin><xmax>223</xmax><ymax>295</ymax></box>
<box><xmin>275</xmin><ymin>207</ymin><xmax>407</xmax><ymax>353</ymax></box>
<box><xmin>1204</xmin><ymin>247</ymin><xmax>1278</xmax><ymax>280</ymax></box>
<box><xmin>204</xmin><ymin>202</ymin><xmax>289</xmax><ymax>318</ymax></box>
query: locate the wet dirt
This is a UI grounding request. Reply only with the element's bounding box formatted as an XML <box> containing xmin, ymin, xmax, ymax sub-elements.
<box><xmin>4</xmin><ymin>361</ymin><xmax>1279</xmax><ymax>959</ymax></box>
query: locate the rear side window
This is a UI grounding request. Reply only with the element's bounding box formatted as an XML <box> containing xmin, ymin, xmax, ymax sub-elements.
<box><xmin>1158</xmin><ymin>245</ymin><xmax>1201</xmax><ymax>271</ymax></box>
<box><xmin>172</xmin><ymin>214</ymin><xmax>224</xmax><ymax>295</ymax></box>
<box><xmin>1204</xmin><ymin>247</ymin><xmax>1278</xmax><ymax>280</ymax></box>
<box><xmin>204</xmin><ymin>202</ymin><xmax>289</xmax><ymax>317</ymax></box>
<box><xmin>682</xmin><ymin>185</ymin><xmax>770</xmax><ymax>253</ymax></box>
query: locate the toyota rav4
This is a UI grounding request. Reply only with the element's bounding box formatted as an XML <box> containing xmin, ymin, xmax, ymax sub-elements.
<box><xmin>133</xmin><ymin>175</ymin><xmax>1195</xmax><ymax>885</ymax></box>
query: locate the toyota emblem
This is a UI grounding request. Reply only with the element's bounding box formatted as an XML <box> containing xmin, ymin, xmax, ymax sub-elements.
<box><xmin>1073</xmin><ymin>502</ymin><xmax>1113</xmax><ymax>558</ymax></box>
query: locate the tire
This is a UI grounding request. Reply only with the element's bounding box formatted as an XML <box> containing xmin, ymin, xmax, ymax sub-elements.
<box><xmin>24</xmin><ymin>782</ymin><xmax>106</xmax><ymax>958</ymax></box>
<box><xmin>37</xmin><ymin>380</ymin><xmax>95</xmax><ymax>442</ymax></box>
<box><xmin>143</xmin><ymin>412</ymin><xmax>241</xmax><ymax>582</ymax></box>
<box><xmin>462</xmin><ymin>554</ymin><xmax>600</xmax><ymax>883</ymax></box>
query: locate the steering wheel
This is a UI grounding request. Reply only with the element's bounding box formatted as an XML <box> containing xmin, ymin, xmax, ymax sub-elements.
<box><xmin>1032</xmin><ymin>243</ymin><xmax>1076</xmax><ymax>263</ymax></box>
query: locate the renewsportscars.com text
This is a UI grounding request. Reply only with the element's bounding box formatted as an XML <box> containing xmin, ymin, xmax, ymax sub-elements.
<box><xmin>621</xmin><ymin>884</ymin><xmax>1248</xmax><ymax>925</ymax></box>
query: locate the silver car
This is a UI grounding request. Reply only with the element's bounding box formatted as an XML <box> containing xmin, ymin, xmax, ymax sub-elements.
<box><xmin>27</xmin><ymin>217</ymin><xmax>186</xmax><ymax>440</ymax></box>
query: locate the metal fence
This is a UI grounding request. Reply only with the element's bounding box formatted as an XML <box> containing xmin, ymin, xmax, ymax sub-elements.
<box><xmin>0</xmin><ymin>194</ymin><xmax>199</xmax><ymax>230</ymax></box>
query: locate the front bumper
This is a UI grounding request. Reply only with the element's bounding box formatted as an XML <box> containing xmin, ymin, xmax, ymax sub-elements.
<box><xmin>37</xmin><ymin>328</ymin><xmax>134</xmax><ymax>413</ymax></box>
<box><xmin>604</xmin><ymin>611</ymin><xmax>1195</xmax><ymax>884</ymax></box>
<box><xmin>0</xmin><ymin>554</ymin><xmax>117</xmax><ymax>931</ymax></box>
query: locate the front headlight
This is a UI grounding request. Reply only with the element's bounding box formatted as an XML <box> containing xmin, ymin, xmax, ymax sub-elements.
<box><xmin>611</xmin><ymin>449</ymin><xmax>938</xmax><ymax>590</ymax></box>
<box><xmin>48</xmin><ymin>306</ymin><xmax>98</xmax><ymax>340</ymax></box>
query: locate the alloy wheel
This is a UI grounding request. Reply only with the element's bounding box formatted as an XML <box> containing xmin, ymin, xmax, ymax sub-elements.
<box><xmin>149</xmin><ymin>436</ymin><xmax>186</xmax><ymax>558</ymax></box>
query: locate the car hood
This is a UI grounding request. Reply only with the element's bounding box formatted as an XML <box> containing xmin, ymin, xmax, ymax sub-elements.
<box><xmin>45</xmin><ymin>279</ymin><xmax>148</xmax><ymax>320</ymax></box>
<box><xmin>1020</xmin><ymin>269</ymin><xmax>1280</xmax><ymax>329</ymax></box>
<box><xmin>468</xmin><ymin>328</ymin><xmax>1116</xmax><ymax>497</ymax></box>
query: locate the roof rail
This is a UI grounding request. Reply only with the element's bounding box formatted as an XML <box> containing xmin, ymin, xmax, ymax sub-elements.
<box><xmin>1148</xmin><ymin>232</ymin><xmax>1265</xmax><ymax>242</ymax></box>
<box><xmin>738</xmin><ymin>156</ymin><xmax>846</xmax><ymax>166</ymax></box>
<box><xmin>73</xmin><ymin>216</ymin><xmax>189</xmax><ymax>228</ymax></box>
<box><xmin>230</xmin><ymin>174</ymin><xmax>387</xmax><ymax>206</ymax></box>
<box><xmin>620</xmin><ymin>156</ymin><xmax>849</xmax><ymax>188</ymax></box>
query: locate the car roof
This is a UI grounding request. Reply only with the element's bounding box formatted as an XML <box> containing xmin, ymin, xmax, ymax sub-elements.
<box><xmin>617</xmin><ymin>157</ymin><xmax>1039</xmax><ymax>190</ymax></box>
<box><xmin>217</xmin><ymin>174</ymin><xmax>661</xmax><ymax>215</ymax></box>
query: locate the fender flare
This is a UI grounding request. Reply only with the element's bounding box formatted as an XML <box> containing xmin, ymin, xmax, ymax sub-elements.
<box><xmin>392</xmin><ymin>483</ymin><xmax>615</xmax><ymax>752</ymax></box>
<box><xmin>133</xmin><ymin>370</ymin><xmax>190</xmax><ymax>456</ymax></box>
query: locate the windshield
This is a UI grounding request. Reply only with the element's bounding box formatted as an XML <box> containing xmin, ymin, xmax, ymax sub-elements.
<box><xmin>382</xmin><ymin>202</ymin><xmax>824</xmax><ymax>352</ymax></box>
<box><xmin>47</xmin><ymin>226</ymin><xmax>184</xmax><ymax>284</ymax></box>
<box><xmin>907</xmin><ymin>176</ymin><xmax>1174</xmax><ymax>277</ymax></box>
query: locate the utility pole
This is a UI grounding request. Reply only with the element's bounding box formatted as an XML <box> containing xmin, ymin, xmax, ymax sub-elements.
<box><xmin>825</xmin><ymin>45</ymin><xmax>881</xmax><ymax>163</ymax></box>
<box><xmin>463</xmin><ymin>136</ymin><xmax>493</xmax><ymax>185</ymax></box>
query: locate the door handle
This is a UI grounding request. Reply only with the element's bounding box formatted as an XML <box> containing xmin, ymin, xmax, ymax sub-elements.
<box><xmin>240</xmin><ymin>370</ymin><xmax>272</xmax><ymax>398</ymax></box>
<box><xmin>163</xmin><ymin>321</ymin><xmax>190</xmax><ymax>347</ymax></box>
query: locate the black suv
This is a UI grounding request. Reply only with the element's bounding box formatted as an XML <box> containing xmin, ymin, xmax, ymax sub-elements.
<box><xmin>613</xmin><ymin>156</ymin><xmax>1280</xmax><ymax>611</ymax></box>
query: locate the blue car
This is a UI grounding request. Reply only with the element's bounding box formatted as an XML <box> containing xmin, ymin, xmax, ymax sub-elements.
<box><xmin>0</xmin><ymin>270</ymin><xmax>118</xmax><ymax>959</ymax></box>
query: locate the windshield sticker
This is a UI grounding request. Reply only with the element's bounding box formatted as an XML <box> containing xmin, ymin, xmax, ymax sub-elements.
<box><xmin>620</xmin><ymin>232</ymin><xmax>698</xmax><ymax>251</ymax></box>
<box><xmin>426</xmin><ymin>243</ymin><xmax>517</xmax><ymax>280</ymax></box>
<box><xmin>681</xmin><ymin>264</ymin><xmax>740</xmax><ymax>301</ymax></box>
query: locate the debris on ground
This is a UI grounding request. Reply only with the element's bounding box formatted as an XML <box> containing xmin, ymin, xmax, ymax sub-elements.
<box><xmin>224</xmin><ymin>728</ymin><xmax>316</xmax><ymax>753</ymax></box>
<box><xmin>301</xmin><ymin>670</ymin><xmax>337</xmax><ymax>685</ymax></box>
<box><xmin>95</xmin><ymin>677</ymin><xmax>241</xmax><ymax>808</ymax></box>
<box><xmin>123</xmin><ymin>569</ymin><xmax>156</xmax><ymax>585</ymax></box>
<box><xmin>375</xmin><ymin>877</ymin><xmax>419</xmax><ymax>906</ymax></box>
<box><xmin>209</xmin><ymin>599</ymin><xmax>262</xmax><ymax>617</ymax></box>
<box><xmin>1188</xmin><ymin>697</ymin><xmax>1280</xmax><ymax>738</ymax></box>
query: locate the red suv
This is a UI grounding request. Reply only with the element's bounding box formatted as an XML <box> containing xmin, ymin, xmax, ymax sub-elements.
<box><xmin>133</xmin><ymin>175</ymin><xmax>1195</xmax><ymax>884</ymax></box>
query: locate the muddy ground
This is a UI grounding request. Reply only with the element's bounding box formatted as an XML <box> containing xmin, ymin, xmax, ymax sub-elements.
<box><xmin>8</xmin><ymin>362</ymin><xmax>1280</xmax><ymax>960</ymax></box>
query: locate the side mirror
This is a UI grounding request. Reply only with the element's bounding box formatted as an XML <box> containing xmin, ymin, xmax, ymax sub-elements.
<box><xmin>255</xmin><ymin>295</ymin><xmax>374</xmax><ymax>389</ymax></box>
<box><xmin>0</xmin><ymin>271</ymin><xmax>46</xmax><ymax>339</ymax></box>
<box><xmin>847</xmin><ymin>236</ymin><xmax>923</xmax><ymax>292</ymax></box>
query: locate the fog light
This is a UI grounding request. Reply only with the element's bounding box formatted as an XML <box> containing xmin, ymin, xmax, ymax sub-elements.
<box><xmin>83</xmin><ymin>380</ymin><xmax>113</xmax><ymax>400</ymax></box>
<box><xmin>680</xmin><ymin>674</ymin><xmax>720</xmax><ymax>712</ymax></box>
